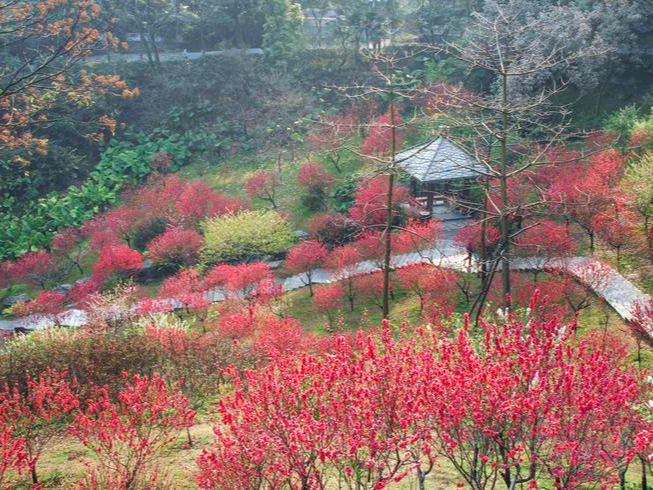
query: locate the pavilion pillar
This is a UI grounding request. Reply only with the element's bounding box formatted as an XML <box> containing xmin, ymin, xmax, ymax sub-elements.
<box><xmin>426</xmin><ymin>182</ymin><xmax>434</xmax><ymax>210</ymax></box>
<box><xmin>410</xmin><ymin>177</ymin><xmax>418</xmax><ymax>197</ymax></box>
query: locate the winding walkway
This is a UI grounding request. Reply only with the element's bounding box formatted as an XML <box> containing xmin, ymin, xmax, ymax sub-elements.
<box><xmin>3</xmin><ymin>240</ymin><xmax>650</xmax><ymax>335</ymax></box>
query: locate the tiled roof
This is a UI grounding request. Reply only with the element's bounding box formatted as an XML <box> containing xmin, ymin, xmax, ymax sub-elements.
<box><xmin>396</xmin><ymin>137</ymin><xmax>487</xmax><ymax>182</ymax></box>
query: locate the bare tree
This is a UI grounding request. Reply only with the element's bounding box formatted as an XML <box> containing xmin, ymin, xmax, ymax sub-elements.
<box><xmin>332</xmin><ymin>49</ymin><xmax>432</xmax><ymax>319</ymax></box>
<box><xmin>425</xmin><ymin>0</ymin><xmax>606</xmax><ymax>317</ymax></box>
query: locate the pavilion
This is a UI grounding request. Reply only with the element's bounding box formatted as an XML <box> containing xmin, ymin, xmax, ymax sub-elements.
<box><xmin>396</xmin><ymin>137</ymin><xmax>487</xmax><ymax>215</ymax></box>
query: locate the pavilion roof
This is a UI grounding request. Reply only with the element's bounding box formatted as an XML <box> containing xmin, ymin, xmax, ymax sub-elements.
<box><xmin>396</xmin><ymin>137</ymin><xmax>486</xmax><ymax>182</ymax></box>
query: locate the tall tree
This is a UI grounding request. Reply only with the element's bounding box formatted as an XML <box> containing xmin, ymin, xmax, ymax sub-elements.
<box><xmin>434</xmin><ymin>0</ymin><xmax>604</xmax><ymax>314</ymax></box>
<box><xmin>261</xmin><ymin>0</ymin><xmax>304</xmax><ymax>66</ymax></box>
<box><xmin>127</xmin><ymin>0</ymin><xmax>183</xmax><ymax>69</ymax></box>
<box><xmin>336</xmin><ymin>50</ymin><xmax>427</xmax><ymax>319</ymax></box>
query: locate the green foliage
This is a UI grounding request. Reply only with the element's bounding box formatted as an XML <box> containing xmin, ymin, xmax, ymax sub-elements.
<box><xmin>332</xmin><ymin>175</ymin><xmax>361</xmax><ymax>213</ymax></box>
<box><xmin>201</xmin><ymin>210</ymin><xmax>295</xmax><ymax>265</ymax></box>
<box><xmin>0</xmin><ymin>130</ymin><xmax>209</xmax><ymax>261</ymax></box>
<box><xmin>262</xmin><ymin>0</ymin><xmax>305</xmax><ymax>65</ymax></box>
<box><xmin>605</xmin><ymin>105</ymin><xmax>641</xmax><ymax>144</ymax></box>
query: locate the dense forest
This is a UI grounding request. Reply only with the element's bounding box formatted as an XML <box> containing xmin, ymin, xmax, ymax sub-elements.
<box><xmin>2</xmin><ymin>0</ymin><xmax>653</xmax><ymax>488</ymax></box>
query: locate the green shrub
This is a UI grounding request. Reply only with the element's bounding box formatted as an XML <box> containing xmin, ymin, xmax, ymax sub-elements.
<box><xmin>201</xmin><ymin>210</ymin><xmax>295</xmax><ymax>265</ymax></box>
<box><xmin>605</xmin><ymin>105</ymin><xmax>641</xmax><ymax>144</ymax></box>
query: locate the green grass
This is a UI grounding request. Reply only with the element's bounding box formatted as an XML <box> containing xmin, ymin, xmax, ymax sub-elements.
<box><xmin>179</xmin><ymin>144</ymin><xmax>369</xmax><ymax>230</ymax></box>
<box><xmin>281</xmin><ymin>278</ymin><xmax>424</xmax><ymax>335</ymax></box>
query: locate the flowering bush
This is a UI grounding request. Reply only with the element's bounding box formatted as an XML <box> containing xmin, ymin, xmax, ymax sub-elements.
<box><xmin>11</xmin><ymin>291</ymin><xmax>67</xmax><ymax>322</ymax></box>
<box><xmin>284</xmin><ymin>240</ymin><xmax>328</xmax><ymax>295</ymax></box>
<box><xmin>158</xmin><ymin>269</ymin><xmax>210</xmax><ymax>314</ymax></box>
<box><xmin>197</xmin><ymin>304</ymin><xmax>647</xmax><ymax>490</ymax></box>
<box><xmin>0</xmin><ymin>369</ymin><xmax>80</xmax><ymax>484</ymax></box>
<box><xmin>92</xmin><ymin>244</ymin><xmax>144</xmax><ymax>280</ymax></box>
<box><xmin>8</xmin><ymin>251</ymin><xmax>67</xmax><ymax>289</ymax></box>
<box><xmin>296</xmin><ymin>162</ymin><xmax>334</xmax><ymax>210</ymax></box>
<box><xmin>146</xmin><ymin>227</ymin><xmax>202</xmax><ymax>270</ymax></box>
<box><xmin>72</xmin><ymin>373</ymin><xmax>195</xmax><ymax>489</ymax></box>
<box><xmin>307</xmin><ymin>212</ymin><xmax>359</xmax><ymax>248</ymax></box>
<box><xmin>246</xmin><ymin>171</ymin><xmax>280</xmax><ymax>209</ymax></box>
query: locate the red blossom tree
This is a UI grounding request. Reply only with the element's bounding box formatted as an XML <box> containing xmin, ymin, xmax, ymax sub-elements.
<box><xmin>196</xmin><ymin>327</ymin><xmax>418</xmax><ymax>490</ymax></box>
<box><xmin>0</xmin><ymin>423</ymin><xmax>27</xmax><ymax>488</ymax></box>
<box><xmin>487</xmin><ymin>272</ymin><xmax>568</xmax><ymax>321</ymax></box>
<box><xmin>246</xmin><ymin>171</ymin><xmax>280</xmax><ymax>209</ymax></box>
<box><xmin>349</xmin><ymin>175</ymin><xmax>408</xmax><ymax>227</ymax></box>
<box><xmin>157</xmin><ymin>269</ymin><xmax>210</xmax><ymax>315</ymax></box>
<box><xmin>196</xmin><ymin>302</ymin><xmax>648</xmax><ymax>490</ymax></box>
<box><xmin>313</xmin><ymin>284</ymin><xmax>344</xmax><ymax>327</ymax></box>
<box><xmin>84</xmin><ymin>207</ymin><xmax>141</xmax><ymax>250</ymax></box>
<box><xmin>547</xmin><ymin>149</ymin><xmax>626</xmax><ymax>252</ymax></box>
<box><xmin>592</xmin><ymin>200</ymin><xmax>638</xmax><ymax>270</ymax></box>
<box><xmin>354</xmin><ymin>271</ymin><xmax>387</xmax><ymax>310</ymax></box>
<box><xmin>307</xmin><ymin>212</ymin><xmax>359</xmax><ymax>248</ymax></box>
<box><xmin>360</xmin><ymin>111</ymin><xmax>404</xmax><ymax>156</ymax></box>
<box><xmin>92</xmin><ymin>245</ymin><xmax>144</xmax><ymax>281</ymax></box>
<box><xmin>0</xmin><ymin>370</ymin><xmax>80</xmax><ymax>484</ymax></box>
<box><xmin>354</xmin><ymin>230</ymin><xmax>390</xmax><ymax>268</ymax></box>
<box><xmin>394</xmin><ymin>219</ymin><xmax>442</xmax><ymax>255</ymax></box>
<box><xmin>455</xmin><ymin>222</ymin><xmax>502</xmax><ymax>260</ymax></box>
<box><xmin>296</xmin><ymin>162</ymin><xmax>334</xmax><ymax>210</ymax></box>
<box><xmin>251</xmin><ymin>318</ymin><xmax>313</xmax><ymax>359</ymax></box>
<box><xmin>9</xmin><ymin>251</ymin><xmax>67</xmax><ymax>289</ymax></box>
<box><xmin>71</xmin><ymin>373</ymin><xmax>196</xmax><ymax>489</ymax></box>
<box><xmin>515</xmin><ymin>220</ymin><xmax>576</xmax><ymax>262</ymax></box>
<box><xmin>170</xmin><ymin>181</ymin><xmax>243</xmax><ymax>229</ymax></box>
<box><xmin>396</xmin><ymin>264</ymin><xmax>458</xmax><ymax>318</ymax></box>
<box><xmin>422</xmin><ymin>307</ymin><xmax>644</xmax><ymax>490</ymax></box>
<box><xmin>205</xmin><ymin>262</ymin><xmax>282</xmax><ymax>331</ymax></box>
<box><xmin>514</xmin><ymin>219</ymin><xmax>577</xmax><ymax>279</ymax></box>
<box><xmin>284</xmin><ymin>240</ymin><xmax>328</xmax><ymax>296</ymax></box>
<box><xmin>146</xmin><ymin>227</ymin><xmax>202</xmax><ymax>270</ymax></box>
<box><xmin>326</xmin><ymin>245</ymin><xmax>361</xmax><ymax>311</ymax></box>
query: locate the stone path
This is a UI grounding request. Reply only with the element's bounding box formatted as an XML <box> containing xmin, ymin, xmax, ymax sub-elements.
<box><xmin>3</xmin><ymin>242</ymin><xmax>651</xmax><ymax>334</ymax></box>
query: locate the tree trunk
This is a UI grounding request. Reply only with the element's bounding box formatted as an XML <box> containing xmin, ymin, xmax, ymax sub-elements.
<box><xmin>620</xmin><ymin>467</ymin><xmax>627</xmax><ymax>490</ymax></box>
<box><xmin>499</xmin><ymin>70</ymin><xmax>511</xmax><ymax>300</ymax></box>
<box><xmin>186</xmin><ymin>426</ymin><xmax>193</xmax><ymax>447</ymax></box>
<box><xmin>140</xmin><ymin>27</ymin><xmax>155</xmax><ymax>69</ymax></box>
<box><xmin>149</xmin><ymin>30</ymin><xmax>161</xmax><ymax>68</ymax></box>
<box><xmin>641</xmin><ymin>456</ymin><xmax>648</xmax><ymax>489</ymax></box>
<box><xmin>417</xmin><ymin>469</ymin><xmax>426</xmax><ymax>490</ymax></box>
<box><xmin>382</xmin><ymin>172</ymin><xmax>394</xmax><ymax>319</ymax></box>
<box><xmin>382</xmin><ymin>88</ymin><xmax>397</xmax><ymax>320</ymax></box>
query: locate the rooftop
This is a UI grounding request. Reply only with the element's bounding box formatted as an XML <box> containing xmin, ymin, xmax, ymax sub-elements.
<box><xmin>396</xmin><ymin>137</ymin><xmax>487</xmax><ymax>182</ymax></box>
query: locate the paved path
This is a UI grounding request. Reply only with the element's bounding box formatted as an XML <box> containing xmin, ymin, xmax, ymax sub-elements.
<box><xmin>5</xmin><ymin>241</ymin><xmax>650</xmax><ymax>336</ymax></box>
<box><xmin>87</xmin><ymin>48</ymin><xmax>264</xmax><ymax>65</ymax></box>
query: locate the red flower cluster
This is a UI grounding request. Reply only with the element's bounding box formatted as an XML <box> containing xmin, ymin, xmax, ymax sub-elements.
<box><xmin>197</xmin><ymin>307</ymin><xmax>647</xmax><ymax>489</ymax></box>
